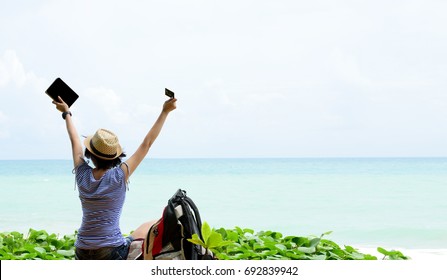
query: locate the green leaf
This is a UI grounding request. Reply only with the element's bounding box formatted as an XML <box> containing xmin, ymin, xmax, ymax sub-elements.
<box><xmin>363</xmin><ymin>254</ymin><xmax>378</xmax><ymax>260</ymax></box>
<box><xmin>286</xmin><ymin>251</ymin><xmax>306</xmax><ymax>260</ymax></box>
<box><xmin>317</xmin><ymin>245</ymin><xmax>333</xmax><ymax>251</ymax></box>
<box><xmin>226</xmin><ymin>247</ymin><xmax>246</xmax><ymax>255</ymax></box>
<box><xmin>206</xmin><ymin>231</ymin><xmax>223</xmax><ymax>249</ymax></box>
<box><xmin>56</xmin><ymin>249</ymin><xmax>75</xmax><ymax>257</ymax></box>
<box><xmin>253</xmin><ymin>243</ymin><xmax>270</xmax><ymax>252</ymax></box>
<box><xmin>331</xmin><ymin>248</ymin><xmax>346</xmax><ymax>257</ymax></box>
<box><xmin>269</xmin><ymin>231</ymin><xmax>283</xmax><ymax>239</ymax></box>
<box><xmin>226</xmin><ymin>230</ymin><xmax>239</xmax><ymax>242</ymax></box>
<box><xmin>285</xmin><ymin>236</ymin><xmax>308</xmax><ymax>247</ymax></box>
<box><xmin>261</xmin><ymin>250</ymin><xmax>279</xmax><ymax>257</ymax></box>
<box><xmin>344</xmin><ymin>245</ymin><xmax>357</xmax><ymax>253</ymax></box>
<box><xmin>201</xmin><ymin>222</ymin><xmax>212</xmax><ymax>244</ymax></box>
<box><xmin>234</xmin><ymin>227</ymin><xmax>244</xmax><ymax>235</ymax></box>
<box><xmin>351</xmin><ymin>252</ymin><xmax>366</xmax><ymax>260</ymax></box>
<box><xmin>216</xmin><ymin>228</ymin><xmax>227</xmax><ymax>238</ymax></box>
<box><xmin>309</xmin><ymin>238</ymin><xmax>321</xmax><ymax>248</ymax></box>
<box><xmin>377</xmin><ymin>247</ymin><xmax>390</xmax><ymax>255</ymax></box>
<box><xmin>274</xmin><ymin>244</ymin><xmax>287</xmax><ymax>251</ymax></box>
<box><xmin>243</xmin><ymin>228</ymin><xmax>255</xmax><ymax>234</ymax></box>
<box><xmin>320</xmin><ymin>239</ymin><xmax>341</xmax><ymax>249</ymax></box>
<box><xmin>20</xmin><ymin>253</ymin><xmax>38</xmax><ymax>259</ymax></box>
<box><xmin>309</xmin><ymin>254</ymin><xmax>327</xmax><ymax>260</ymax></box>
<box><xmin>298</xmin><ymin>246</ymin><xmax>316</xmax><ymax>254</ymax></box>
<box><xmin>34</xmin><ymin>247</ymin><xmax>46</xmax><ymax>254</ymax></box>
<box><xmin>328</xmin><ymin>251</ymin><xmax>343</xmax><ymax>260</ymax></box>
<box><xmin>36</xmin><ymin>234</ymin><xmax>48</xmax><ymax>241</ymax></box>
<box><xmin>187</xmin><ymin>234</ymin><xmax>206</xmax><ymax>247</ymax></box>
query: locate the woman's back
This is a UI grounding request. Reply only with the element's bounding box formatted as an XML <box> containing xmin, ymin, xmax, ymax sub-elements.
<box><xmin>75</xmin><ymin>162</ymin><xmax>127</xmax><ymax>249</ymax></box>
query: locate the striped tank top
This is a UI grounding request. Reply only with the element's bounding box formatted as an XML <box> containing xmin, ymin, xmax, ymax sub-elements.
<box><xmin>74</xmin><ymin>161</ymin><xmax>127</xmax><ymax>249</ymax></box>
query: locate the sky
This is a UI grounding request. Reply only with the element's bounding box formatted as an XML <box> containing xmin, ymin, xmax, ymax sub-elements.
<box><xmin>1</xmin><ymin>0</ymin><xmax>447</xmax><ymax>159</ymax></box>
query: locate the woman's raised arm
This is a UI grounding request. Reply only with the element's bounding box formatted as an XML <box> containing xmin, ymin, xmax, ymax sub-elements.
<box><xmin>53</xmin><ymin>96</ymin><xmax>84</xmax><ymax>168</ymax></box>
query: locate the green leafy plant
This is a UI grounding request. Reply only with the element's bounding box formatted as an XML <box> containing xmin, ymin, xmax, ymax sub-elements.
<box><xmin>0</xmin><ymin>229</ymin><xmax>75</xmax><ymax>260</ymax></box>
<box><xmin>1</xmin><ymin>227</ymin><xmax>409</xmax><ymax>260</ymax></box>
<box><xmin>211</xmin><ymin>227</ymin><xmax>409</xmax><ymax>260</ymax></box>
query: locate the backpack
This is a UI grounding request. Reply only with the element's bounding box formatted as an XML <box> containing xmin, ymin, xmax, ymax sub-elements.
<box><xmin>143</xmin><ymin>189</ymin><xmax>214</xmax><ymax>260</ymax></box>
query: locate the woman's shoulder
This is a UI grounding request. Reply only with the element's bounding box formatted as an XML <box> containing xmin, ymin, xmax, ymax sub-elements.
<box><xmin>74</xmin><ymin>160</ymin><xmax>93</xmax><ymax>177</ymax></box>
<box><xmin>76</xmin><ymin>160</ymin><xmax>91</xmax><ymax>170</ymax></box>
<box><xmin>102</xmin><ymin>164</ymin><xmax>125</xmax><ymax>183</ymax></box>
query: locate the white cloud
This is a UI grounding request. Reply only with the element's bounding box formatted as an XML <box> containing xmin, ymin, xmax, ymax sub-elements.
<box><xmin>83</xmin><ymin>87</ymin><xmax>130</xmax><ymax>125</ymax></box>
<box><xmin>0</xmin><ymin>50</ymin><xmax>47</xmax><ymax>90</ymax></box>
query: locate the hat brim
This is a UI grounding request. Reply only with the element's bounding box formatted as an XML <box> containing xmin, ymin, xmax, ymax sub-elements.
<box><xmin>83</xmin><ymin>135</ymin><xmax>123</xmax><ymax>160</ymax></box>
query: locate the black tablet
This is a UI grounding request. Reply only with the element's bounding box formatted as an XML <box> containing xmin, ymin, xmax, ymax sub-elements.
<box><xmin>45</xmin><ymin>78</ymin><xmax>79</xmax><ymax>107</ymax></box>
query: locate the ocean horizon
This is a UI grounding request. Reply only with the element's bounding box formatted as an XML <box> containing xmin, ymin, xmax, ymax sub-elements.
<box><xmin>1</xmin><ymin>157</ymin><xmax>446</xmax><ymax>253</ymax></box>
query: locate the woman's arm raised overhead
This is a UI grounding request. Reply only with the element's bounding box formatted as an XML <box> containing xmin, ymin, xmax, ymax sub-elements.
<box><xmin>53</xmin><ymin>96</ymin><xmax>84</xmax><ymax>168</ymax></box>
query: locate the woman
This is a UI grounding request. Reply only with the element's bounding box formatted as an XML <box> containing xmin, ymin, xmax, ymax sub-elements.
<box><xmin>53</xmin><ymin>95</ymin><xmax>177</xmax><ymax>260</ymax></box>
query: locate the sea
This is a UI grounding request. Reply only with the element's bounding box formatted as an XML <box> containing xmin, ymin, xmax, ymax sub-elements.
<box><xmin>1</xmin><ymin>158</ymin><xmax>446</xmax><ymax>253</ymax></box>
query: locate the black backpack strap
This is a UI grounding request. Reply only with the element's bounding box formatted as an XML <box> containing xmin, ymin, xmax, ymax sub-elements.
<box><xmin>183</xmin><ymin>196</ymin><xmax>203</xmax><ymax>238</ymax></box>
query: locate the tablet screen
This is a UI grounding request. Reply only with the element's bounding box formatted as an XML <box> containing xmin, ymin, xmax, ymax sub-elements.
<box><xmin>45</xmin><ymin>78</ymin><xmax>79</xmax><ymax>107</ymax></box>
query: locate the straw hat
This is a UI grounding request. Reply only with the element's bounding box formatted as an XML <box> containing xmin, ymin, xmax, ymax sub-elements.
<box><xmin>84</xmin><ymin>128</ymin><xmax>123</xmax><ymax>160</ymax></box>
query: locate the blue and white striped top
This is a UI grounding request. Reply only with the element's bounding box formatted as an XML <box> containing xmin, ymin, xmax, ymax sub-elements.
<box><xmin>74</xmin><ymin>161</ymin><xmax>127</xmax><ymax>249</ymax></box>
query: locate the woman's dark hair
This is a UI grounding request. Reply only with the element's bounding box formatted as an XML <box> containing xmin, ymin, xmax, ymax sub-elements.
<box><xmin>84</xmin><ymin>149</ymin><xmax>126</xmax><ymax>170</ymax></box>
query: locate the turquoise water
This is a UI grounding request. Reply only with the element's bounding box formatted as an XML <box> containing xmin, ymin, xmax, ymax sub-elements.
<box><xmin>0</xmin><ymin>158</ymin><xmax>446</xmax><ymax>249</ymax></box>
